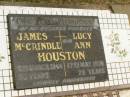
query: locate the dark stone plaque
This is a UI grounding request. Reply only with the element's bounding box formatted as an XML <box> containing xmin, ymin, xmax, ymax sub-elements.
<box><xmin>7</xmin><ymin>14</ymin><xmax>108</xmax><ymax>90</ymax></box>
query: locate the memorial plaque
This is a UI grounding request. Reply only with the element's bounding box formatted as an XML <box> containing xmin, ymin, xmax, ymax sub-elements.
<box><xmin>7</xmin><ymin>14</ymin><xmax>108</xmax><ymax>90</ymax></box>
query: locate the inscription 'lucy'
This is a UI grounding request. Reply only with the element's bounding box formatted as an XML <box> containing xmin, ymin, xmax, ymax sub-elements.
<box><xmin>73</xmin><ymin>32</ymin><xmax>92</xmax><ymax>40</ymax></box>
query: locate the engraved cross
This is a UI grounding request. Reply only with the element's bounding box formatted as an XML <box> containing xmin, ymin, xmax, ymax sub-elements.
<box><xmin>54</xmin><ymin>31</ymin><xmax>66</xmax><ymax>42</ymax></box>
<box><xmin>54</xmin><ymin>31</ymin><xmax>67</xmax><ymax>77</ymax></box>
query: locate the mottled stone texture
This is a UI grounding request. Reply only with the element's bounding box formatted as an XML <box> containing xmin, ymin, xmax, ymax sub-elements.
<box><xmin>0</xmin><ymin>0</ymin><xmax>130</xmax><ymax>5</ymax></box>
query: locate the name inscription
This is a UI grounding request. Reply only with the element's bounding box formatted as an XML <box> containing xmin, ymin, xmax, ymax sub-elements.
<box><xmin>8</xmin><ymin>14</ymin><xmax>108</xmax><ymax>89</ymax></box>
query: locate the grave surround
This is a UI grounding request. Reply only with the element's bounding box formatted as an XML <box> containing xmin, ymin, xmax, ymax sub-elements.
<box><xmin>0</xmin><ymin>6</ymin><xmax>130</xmax><ymax>97</ymax></box>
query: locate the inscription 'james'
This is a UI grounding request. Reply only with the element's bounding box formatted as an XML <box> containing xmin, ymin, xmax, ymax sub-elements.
<box><xmin>8</xmin><ymin>14</ymin><xmax>108</xmax><ymax>89</ymax></box>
